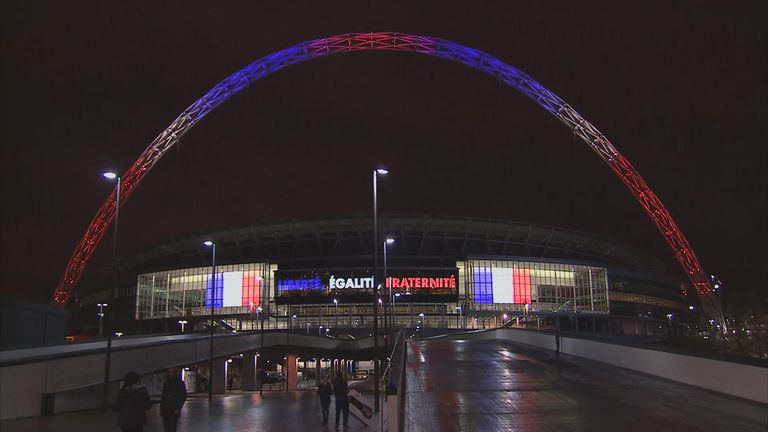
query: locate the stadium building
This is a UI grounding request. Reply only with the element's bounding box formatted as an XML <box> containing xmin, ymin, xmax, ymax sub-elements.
<box><xmin>79</xmin><ymin>216</ymin><xmax>687</xmax><ymax>336</ymax></box>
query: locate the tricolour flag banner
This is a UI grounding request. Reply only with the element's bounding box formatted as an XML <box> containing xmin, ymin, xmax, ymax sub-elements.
<box><xmin>473</xmin><ymin>267</ymin><xmax>532</xmax><ymax>304</ymax></box>
<box><xmin>206</xmin><ymin>271</ymin><xmax>261</xmax><ymax>308</ymax></box>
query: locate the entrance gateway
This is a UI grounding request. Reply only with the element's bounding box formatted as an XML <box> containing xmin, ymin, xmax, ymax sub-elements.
<box><xmin>52</xmin><ymin>32</ymin><xmax>720</xmax><ymax>323</ymax></box>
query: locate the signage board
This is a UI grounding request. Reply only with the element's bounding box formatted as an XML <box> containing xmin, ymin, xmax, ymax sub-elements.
<box><xmin>275</xmin><ymin>268</ymin><xmax>458</xmax><ymax>303</ymax></box>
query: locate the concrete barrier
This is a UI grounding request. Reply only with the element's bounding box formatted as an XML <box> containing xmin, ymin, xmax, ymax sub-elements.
<box><xmin>438</xmin><ymin>328</ymin><xmax>768</xmax><ymax>404</ymax></box>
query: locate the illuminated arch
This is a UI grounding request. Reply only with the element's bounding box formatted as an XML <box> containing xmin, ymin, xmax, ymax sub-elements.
<box><xmin>52</xmin><ymin>32</ymin><xmax>716</xmax><ymax>311</ymax></box>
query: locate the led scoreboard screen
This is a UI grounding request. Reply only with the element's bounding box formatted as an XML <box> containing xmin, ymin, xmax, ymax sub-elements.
<box><xmin>275</xmin><ymin>268</ymin><xmax>458</xmax><ymax>304</ymax></box>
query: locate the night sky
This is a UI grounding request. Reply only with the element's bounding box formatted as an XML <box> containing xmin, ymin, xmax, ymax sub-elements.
<box><xmin>1</xmin><ymin>2</ymin><xmax>765</xmax><ymax>306</ymax></box>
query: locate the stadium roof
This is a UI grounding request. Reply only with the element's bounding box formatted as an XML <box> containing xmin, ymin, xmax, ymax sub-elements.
<box><xmin>122</xmin><ymin>215</ymin><xmax>666</xmax><ymax>275</ymax></box>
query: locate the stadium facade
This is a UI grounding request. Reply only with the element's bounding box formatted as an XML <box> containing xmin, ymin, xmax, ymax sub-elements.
<box><xmin>81</xmin><ymin>216</ymin><xmax>687</xmax><ymax>334</ymax></box>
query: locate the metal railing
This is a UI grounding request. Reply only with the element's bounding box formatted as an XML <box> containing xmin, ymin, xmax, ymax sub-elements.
<box><xmin>381</xmin><ymin>331</ymin><xmax>406</xmax><ymax>432</ymax></box>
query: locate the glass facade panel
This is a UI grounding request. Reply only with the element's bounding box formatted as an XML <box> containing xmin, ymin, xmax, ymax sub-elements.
<box><xmin>462</xmin><ymin>259</ymin><xmax>609</xmax><ymax>314</ymax></box>
<box><xmin>135</xmin><ymin>262</ymin><xmax>272</xmax><ymax>319</ymax></box>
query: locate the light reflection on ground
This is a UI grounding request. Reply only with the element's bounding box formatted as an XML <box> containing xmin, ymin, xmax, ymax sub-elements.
<box><xmin>405</xmin><ymin>339</ymin><xmax>767</xmax><ymax>432</ymax></box>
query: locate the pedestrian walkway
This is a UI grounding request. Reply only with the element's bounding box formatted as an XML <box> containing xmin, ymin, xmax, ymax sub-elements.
<box><xmin>0</xmin><ymin>391</ymin><xmax>373</xmax><ymax>432</ymax></box>
<box><xmin>405</xmin><ymin>339</ymin><xmax>768</xmax><ymax>431</ymax></box>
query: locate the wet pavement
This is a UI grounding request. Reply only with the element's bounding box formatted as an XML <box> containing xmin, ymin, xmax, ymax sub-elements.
<box><xmin>0</xmin><ymin>391</ymin><xmax>372</xmax><ymax>432</ymax></box>
<box><xmin>404</xmin><ymin>339</ymin><xmax>768</xmax><ymax>431</ymax></box>
<box><xmin>2</xmin><ymin>339</ymin><xmax>766</xmax><ymax>431</ymax></box>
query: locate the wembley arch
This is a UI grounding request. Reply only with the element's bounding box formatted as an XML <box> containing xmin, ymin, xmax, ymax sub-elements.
<box><xmin>51</xmin><ymin>32</ymin><xmax>718</xmax><ymax>316</ymax></box>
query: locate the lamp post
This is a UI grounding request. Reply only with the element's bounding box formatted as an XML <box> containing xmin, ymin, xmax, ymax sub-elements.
<box><xmin>178</xmin><ymin>320</ymin><xmax>188</xmax><ymax>333</ymax></box>
<box><xmin>203</xmin><ymin>240</ymin><xmax>217</xmax><ymax>402</ymax></box>
<box><xmin>101</xmin><ymin>171</ymin><xmax>120</xmax><ymax>409</ymax></box>
<box><xmin>257</xmin><ymin>306</ymin><xmax>264</xmax><ymax>345</ymax></box>
<box><xmin>257</xmin><ymin>306</ymin><xmax>263</xmax><ymax>396</ymax></box>
<box><xmin>383</xmin><ymin>238</ymin><xmax>395</xmax><ymax>341</ymax></box>
<box><xmin>711</xmin><ymin>274</ymin><xmax>727</xmax><ymax>354</ymax></box>
<box><xmin>97</xmin><ymin>303</ymin><xmax>108</xmax><ymax>336</ymax></box>
<box><xmin>372</xmin><ymin>167</ymin><xmax>387</xmax><ymax>412</ymax></box>
<box><xmin>333</xmin><ymin>298</ymin><xmax>339</xmax><ymax>327</ymax></box>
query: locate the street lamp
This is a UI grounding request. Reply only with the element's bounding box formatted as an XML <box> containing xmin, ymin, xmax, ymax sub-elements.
<box><xmin>256</xmin><ymin>305</ymin><xmax>264</xmax><ymax>396</ymax></box>
<box><xmin>101</xmin><ymin>171</ymin><xmax>121</xmax><ymax>409</ymax></box>
<box><xmin>178</xmin><ymin>320</ymin><xmax>188</xmax><ymax>333</ymax></box>
<box><xmin>97</xmin><ymin>303</ymin><xmax>108</xmax><ymax>336</ymax></box>
<box><xmin>372</xmin><ymin>167</ymin><xmax>388</xmax><ymax>413</ymax></box>
<box><xmin>333</xmin><ymin>298</ymin><xmax>339</xmax><ymax>326</ymax></box>
<box><xmin>319</xmin><ymin>325</ymin><xmax>324</xmax><ymax>336</ymax></box>
<box><xmin>383</xmin><ymin>237</ymin><xmax>395</xmax><ymax>338</ymax></box>
<box><xmin>203</xmin><ymin>240</ymin><xmax>217</xmax><ymax>402</ymax></box>
<box><xmin>710</xmin><ymin>274</ymin><xmax>727</xmax><ymax>354</ymax></box>
<box><xmin>291</xmin><ymin>314</ymin><xmax>297</xmax><ymax>331</ymax></box>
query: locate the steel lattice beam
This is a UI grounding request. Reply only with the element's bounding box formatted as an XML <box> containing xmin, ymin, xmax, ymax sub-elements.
<box><xmin>52</xmin><ymin>32</ymin><xmax>718</xmax><ymax>321</ymax></box>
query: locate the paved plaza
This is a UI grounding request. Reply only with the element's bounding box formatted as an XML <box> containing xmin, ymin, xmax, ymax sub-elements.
<box><xmin>0</xmin><ymin>391</ymin><xmax>373</xmax><ymax>432</ymax></box>
<box><xmin>405</xmin><ymin>339</ymin><xmax>767</xmax><ymax>431</ymax></box>
<box><xmin>2</xmin><ymin>339</ymin><xmax>766</xmax><ymax>431</ymax></box>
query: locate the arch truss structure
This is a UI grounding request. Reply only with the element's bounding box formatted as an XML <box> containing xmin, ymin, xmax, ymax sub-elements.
<box><xmin>52</xmin><ymin>32</ymin><xmax>717</xmax><ymax>314</ymax></box>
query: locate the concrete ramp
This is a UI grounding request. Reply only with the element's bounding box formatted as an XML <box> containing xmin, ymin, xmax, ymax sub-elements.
<box><xmin>418</xmin><ymin>327</ymin><xmax>768</xmax><ymax>404</ymax></box>
<box><xmin>405</xmin><ymin>338</ymin><xmax>767</xmax><ymax>431</ymax></box>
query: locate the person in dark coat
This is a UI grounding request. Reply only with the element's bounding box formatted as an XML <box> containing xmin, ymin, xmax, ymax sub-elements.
<box><xmin>114</xmin><ymin>371</ymin><xmax>152</xmax><ymax>432</ymax></box>
<box><xmin>332</xmin><ymin>374</ymin><xmax>349</xmax><ymax>430</ymax></box>
<box><xmin>317</xmin><ymin>376</ymin><xmax>333</xmax><ymax>425</ymax></box>
<box><xmin>160</xmin><ymin>368</ymin><xmax>188</xmax><ymax>432</ymax></box>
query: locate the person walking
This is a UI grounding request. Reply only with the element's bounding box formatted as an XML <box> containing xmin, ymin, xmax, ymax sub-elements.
<box><xmin>160</xmin><ymin>368</ymin><xmax>187</xmax><ymax>432</ymax></box>
<box><xmin>114</xmin><ymin>371</ymin><xmax>152</xmax><ymax>432</ymax></box>
<box><xmin>332</xmin><ymin>374</ymin><xmax>349</xmax><ymax>430</ymax></box>
<box><xmin>555</xmin><ymin>328</ymin><xmax>562</xmax><ymax>356</ymax></box>
<box><xmin>317</xmin><ymin>376</ymin><xmax>333</xmax><ymax>425</ymax></box>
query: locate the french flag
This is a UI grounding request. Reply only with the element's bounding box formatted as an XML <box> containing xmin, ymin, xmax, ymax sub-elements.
<box><xmin>205</xmin><ymin>271</ymin><xmax>261</xmax><ymax>308</ymax></box>
<box><xmin>473</xmin><ymin>268</ymin><xmax>532</xmax><ymax>304</ymax></box>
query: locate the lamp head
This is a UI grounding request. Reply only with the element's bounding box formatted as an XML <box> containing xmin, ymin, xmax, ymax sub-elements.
<box><xmin>102</xmin><ymin>172</ymin><xmax>118</xmax><ymax>180</ymax></box>
<box><xmin>203</xmin><ymin>240</ymin><xmax>214</xmax><ymax>247</ymax></box>
<box><xmin>375</xmin><ymin>168</ymin><xmax>389</xmax><ymax>175</ymax></box>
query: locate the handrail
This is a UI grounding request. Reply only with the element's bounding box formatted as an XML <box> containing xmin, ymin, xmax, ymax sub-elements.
<box><xmin>381</xmin><ymin>331</ymin><xmax>406</xmax><ymax>432</ymax></box>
